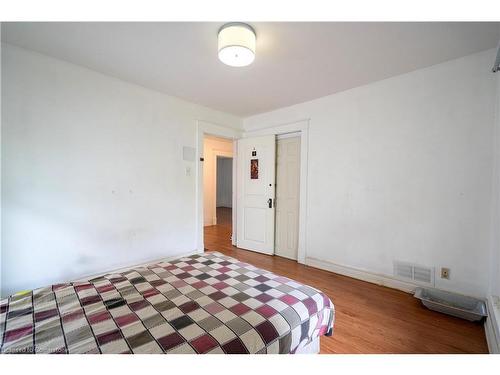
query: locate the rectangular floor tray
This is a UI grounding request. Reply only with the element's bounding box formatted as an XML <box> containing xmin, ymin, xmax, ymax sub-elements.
<box><xmin>414</xmin><ymin>287</ymin><xmax>487</xmax><ymax>322</ymax></box>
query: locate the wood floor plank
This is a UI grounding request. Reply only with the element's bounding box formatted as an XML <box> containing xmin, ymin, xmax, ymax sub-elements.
<box><xmin>204</xmin><ymin>208</ymin><xmax>488</xmax><ymax>354</ymax></box>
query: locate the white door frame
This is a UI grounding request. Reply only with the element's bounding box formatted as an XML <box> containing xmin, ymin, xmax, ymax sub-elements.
<box><xmin>243</xmin><ymin>119</ymin><xmax>310</xmax><ymax>264</ymax></box>
<box><xmin>196</xmin><ymin>120</ymin><xmax>242</xmax><ymax>253</ymax></box>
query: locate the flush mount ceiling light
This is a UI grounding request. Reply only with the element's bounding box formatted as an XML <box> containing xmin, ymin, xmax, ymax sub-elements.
<box><xmin>218</xmin><ymin>23</ymin><xmax>256</xmax><ymax>67</ymax></box>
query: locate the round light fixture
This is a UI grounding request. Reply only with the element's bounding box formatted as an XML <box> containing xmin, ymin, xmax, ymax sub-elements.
<box><xmin>218</xmin><ymin>23</ymin><xmax>256</xmax><ymax>67</ymax></box>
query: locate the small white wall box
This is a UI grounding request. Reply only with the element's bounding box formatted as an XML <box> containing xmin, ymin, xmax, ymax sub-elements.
<box><xmin>183</xmin><ymin>146</ymin><xmax>196</xmax><ymax>161</ymax></box>
<box><xmin>414</xmin><ymin>287</ymin><xmax>487</xmax><ymax>322</ymax></box>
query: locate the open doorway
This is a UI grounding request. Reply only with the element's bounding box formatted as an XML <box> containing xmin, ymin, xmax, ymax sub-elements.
<box><xmin>203</xmin><ymin>135</ymin><xmax>234</xmax><ymax>247</ymax></box>
<box><xmin>196</xmin><ymin>120</ymin><xmax>308</xmax><ymax>263</ymax></box>
<box><xmin>215</xmin><ymin>156</ymin><xmax>233</xmax><ymax>226</ymax></box>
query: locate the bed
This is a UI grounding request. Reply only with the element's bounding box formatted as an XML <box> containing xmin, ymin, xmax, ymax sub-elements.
<box><xmin>0</xmin><ymin>252</ymin><xmax>334</xmax><ymax>354</ymax></box>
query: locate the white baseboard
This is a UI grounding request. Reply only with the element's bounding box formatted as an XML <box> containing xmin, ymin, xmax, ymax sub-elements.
<box><xmin>485</xmin><ymin>295</ymin><xmax>500</xmax><ymax>354</ymax></box>
<box><xmin>305</xmin><ymin>257</ymin><xmax>419</xmax><ymax>294</ymax></box>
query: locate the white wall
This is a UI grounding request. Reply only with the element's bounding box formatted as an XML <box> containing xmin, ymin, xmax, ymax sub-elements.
<box><xmin>1</xmin><ymin>43</ymin><xmax>241</xmax><ymax>297</ymax></box>
<box><xmin>244</xmin><ymin>49</ymin><xmax>498</xmax><ymax>297</ymax></box>
<box><xmin>203</xmin><ymin>136</ymin><xmax>233</xmax><ymax>226</ymax></box>
<box><xmin>216</xmin><ymin>157</ymin><xmax>233</xmax><ymax>208</ymax></box>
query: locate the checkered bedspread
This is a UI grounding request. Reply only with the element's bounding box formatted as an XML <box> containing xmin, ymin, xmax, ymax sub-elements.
<box><xmin>0</xmin><ymin>252</ymin><xmax>334</xmax><ymax>354</ymax></box>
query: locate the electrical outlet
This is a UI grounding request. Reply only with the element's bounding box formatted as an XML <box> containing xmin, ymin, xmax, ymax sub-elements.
<box><xmin>441</xmin><ymin>267</ymin><xmax>450</xmax><ymax>279</ymax></box>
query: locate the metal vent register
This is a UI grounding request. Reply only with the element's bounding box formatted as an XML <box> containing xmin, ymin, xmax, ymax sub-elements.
<box><xmin>393</xmin><ymin>261</ymin><xmax>434</xmax><ymax>286</ymax></box>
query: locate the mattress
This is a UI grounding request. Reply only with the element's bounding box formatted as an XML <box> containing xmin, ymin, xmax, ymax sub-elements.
<box><xmin>0</xmin><ymin>252</ymin><xmax>334</xmax><ymax>354</ymax></box>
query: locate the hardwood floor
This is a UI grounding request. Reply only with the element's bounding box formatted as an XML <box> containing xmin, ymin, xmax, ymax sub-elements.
<box><xmin>204</xmin><ymin>209</ymin><xmax>488</xmax><ymax>354</ymax></box>
<box><xmin>215</xmin><ymin>206</ymin><xmax>232</xmax><ymax>226</ymax></box>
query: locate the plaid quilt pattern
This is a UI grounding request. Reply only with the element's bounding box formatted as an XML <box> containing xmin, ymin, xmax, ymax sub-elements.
<box><xmin>0</xmin><ymin>252</ymin><xmax>334</xmax><ymax>354</ymax></box>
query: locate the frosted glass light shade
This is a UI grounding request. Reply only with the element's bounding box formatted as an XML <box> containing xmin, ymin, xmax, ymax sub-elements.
<box><xmin>218</xmin><ymin>23</ymin><xmax>256</xmax><ymax>67</ymax></box>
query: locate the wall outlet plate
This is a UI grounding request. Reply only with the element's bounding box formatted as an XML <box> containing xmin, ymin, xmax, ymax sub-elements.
<box><xmin>441</xmin><ymin>267</ymin><xmax>450</xmax><ymax>279</ymax></box>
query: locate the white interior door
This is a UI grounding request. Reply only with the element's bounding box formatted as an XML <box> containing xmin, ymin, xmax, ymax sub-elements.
<box><xmin>236</xmin><ymin>135</ymin><xmax>276</xmax><ymax>254</ymax></box>
<box><xmin>275</xmin><ymin>136</ymin><xmax>301</xmax><ymax>260</ymax></box>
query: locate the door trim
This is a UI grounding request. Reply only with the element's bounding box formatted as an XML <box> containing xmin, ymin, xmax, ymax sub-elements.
<box><xmin>243</xmin><ymin>119</ymin><xmax>310</xmax><ymax>264</ymax></box>
<box><xmin>196</xmin><ymin>120</ymin><xmax>242</xmax><ymax>254</ymax></box>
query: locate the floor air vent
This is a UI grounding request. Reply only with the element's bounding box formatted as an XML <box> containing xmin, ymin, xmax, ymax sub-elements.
<box><xmin>393</xmin><ymin>261</ymin><xmax>434</xmax><ymax>286</ymax></box>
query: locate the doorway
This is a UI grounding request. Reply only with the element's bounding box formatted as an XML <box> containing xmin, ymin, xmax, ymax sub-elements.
<box><xmin>203</xmin><ymin>135</ymin><xmax>234</xmax><ymax>244</ymax></box>
<box><xmin>215</xmin><ymin>155</ymin><xmax>233</xmax><ymax>227</ymax></box>
<box><xmin>197</xmin><ymin>120</ymin><xmax>309</xmax><ymax>263</ymax></box>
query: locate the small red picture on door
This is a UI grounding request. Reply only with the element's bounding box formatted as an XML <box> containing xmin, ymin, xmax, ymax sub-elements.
<box><xmin>250</xmin><ymin>159</ymin><xmax>259</xmax><ymax>179</ymax></box>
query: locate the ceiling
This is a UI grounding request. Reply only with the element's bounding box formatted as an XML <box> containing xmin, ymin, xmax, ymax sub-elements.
<box><xmin>2</xmin><ymin>22</ymin><xmax>500</xmax><ymax>117</ymax></box>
